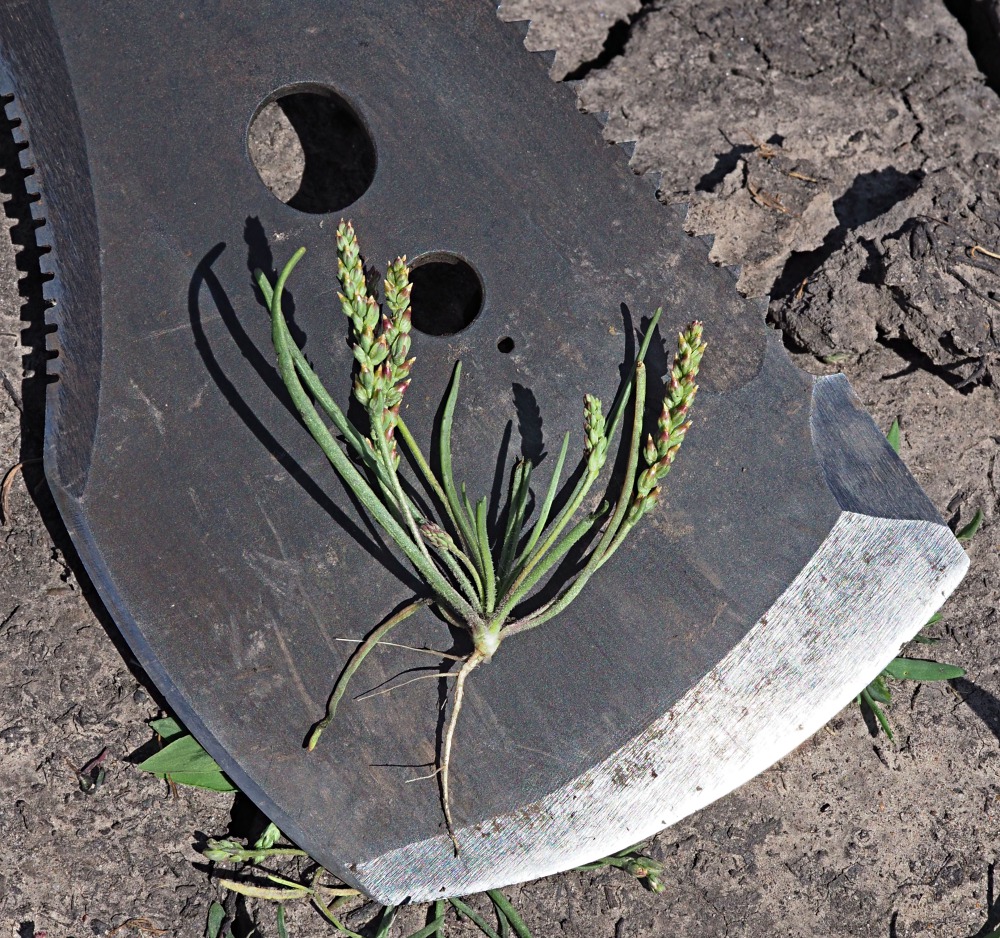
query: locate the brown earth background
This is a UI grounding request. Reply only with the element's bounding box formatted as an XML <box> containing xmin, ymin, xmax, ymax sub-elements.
<box><xmin>2</xmin><ymin>1</ymin><xmax>1000</xmax><ymax>935</ymax></box>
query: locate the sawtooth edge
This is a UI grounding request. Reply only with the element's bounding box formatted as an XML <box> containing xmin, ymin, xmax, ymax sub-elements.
<box><xmin>492</xmin><ymin>2</ymin><xmax>752</xmax><ymax>300</ymax></box>
<box><xmin>0</xmin><ymin>90</ymin><xmax>60</xmax><ymax>379</ymax></box>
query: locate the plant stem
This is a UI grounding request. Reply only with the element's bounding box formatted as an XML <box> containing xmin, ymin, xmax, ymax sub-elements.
<box><xmin>256</xmin><ymin>270</ymin><xmax>375</xmax><ymax>470</ymax></box>
<box><xmin>488</xmin><ymin>890</ymin><xmax>534</xmax><ymax>938</ymax></box>
<box><xmin>396</xmin><ymin>415</ymin><xmax>465</xmax><ymax>539</ymax></box>
<box><xmin>268</xmin><ymin>252</ymin><xmax>475</xmax><ymax>623</ymax></box>
<box><xmin>372</xmin><ymin>414</ymin><xmax>433</xmax><ymax>564</ymax></box>
<box><xmin>307</xmin><ymin>599</ymin><xmax>429</xmax><ymax>751</ymax></box>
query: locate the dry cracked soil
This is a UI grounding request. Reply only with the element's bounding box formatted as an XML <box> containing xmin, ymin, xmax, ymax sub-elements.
<box><xmin>2</xmin><ymin>1</ymin><xmax>1000</xmax><ymax>936</ymax></box>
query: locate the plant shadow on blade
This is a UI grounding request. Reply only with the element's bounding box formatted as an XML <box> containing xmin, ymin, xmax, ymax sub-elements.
<box><xmin>253</xmin><ymin>221</ymin><xmax>707</xmax><ymax>851</ymax></box>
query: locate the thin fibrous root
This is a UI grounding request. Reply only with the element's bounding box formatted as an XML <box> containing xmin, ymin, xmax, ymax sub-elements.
<box><xmin>406</xmin><ymin>766</ymin><xmax>444</xmax><ymax>784</ymax></box>
<box><xmin>441</xmin><ymin>650</ymin><xmax>485</xmax><ymax>856</ymax></box>
<box><xmin>333</xmin><ymin>638</ymin><xmax>464</xmax><ymax>661</ymax></box>
<box><xmin>354</xmin><ymin>671</ymin><xmax>459</xmax><ymax>701</ymax></box>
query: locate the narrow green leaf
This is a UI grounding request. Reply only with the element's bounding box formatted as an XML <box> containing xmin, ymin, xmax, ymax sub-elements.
<box><xmin>276</xmin><ymin>905</ymin><xmax>288</xmax><ymax>938</ymax></box>
<box><xmin>137</xmin><ymin>736</ymin><xmax>236</xmax><ymax>792</ymax></box>
<box><xmin>476</xmin><ymin>496</ymin><xmax>496</xmax><ymax>614</ymax></box>
<box><xmin>494</xmin><ymin>902</ymin><xmax>510</xmax><ymax>938</ymax></box>
<box><xmin>449</xmin><ymin>898</ymin><xmax>501</xmax><ymax>938</ymax></box>
<box><xmin>885</xmin><ymin>418</ymin><xmax>901</xmax><ymax>453</ymax></box>
<box><xmin>499</xmin><ymin>461</ymin><xmax>531</xmax><ymax>578</ymax></box>
<box><xmin>487</xmin><ymin>891</ymin><xmax>533</xmax><ymax>938</ymax></box>
<box><xmin>882</xmin><ymin>658</ymin><xmax>965</xmax><ymax>682</ymax></box>
<box><xmin>605</xmin><ymin>306</ymin><xmax>662</xmax><ymax>442</ymax></box>
<box><xmin>438</xmin><ymin>363</ymin><xmax>479</xmax><ymax>559</ymax></box>
<box><xmin>956</xmin><ymin>508</ymin><xmax>984</xmax><ymax>543</ymax></box>
<box><xmin>925</xmin><ymin>611</ymin><xmax>943</xmax><ymax>626</ymax></box>
<box><xmin>397</xmin><ymin>415</ymin><xmax>465</xmax><ymax>540</ymax></box>
<box><xmin>311</xmin><ymin>896</ymin><xmax>366</xmax><ymax>937</ymax></box>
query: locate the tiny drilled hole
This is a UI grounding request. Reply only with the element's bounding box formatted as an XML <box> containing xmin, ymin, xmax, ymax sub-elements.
<box><xmin>497</xmin><ymin>336</ymin><xmax>514</xmax><ymax>354</ymax></box>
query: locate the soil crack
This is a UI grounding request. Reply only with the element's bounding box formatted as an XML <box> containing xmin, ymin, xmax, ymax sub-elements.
<box><xmin>562</xmin><ymin>1</ymin><xmax>659</xmax><ymax>81</ymax></box>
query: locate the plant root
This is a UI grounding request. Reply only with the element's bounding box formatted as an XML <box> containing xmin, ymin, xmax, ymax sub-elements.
<box><xmin>440</xmin><ymin>650</ymin><xmax>485</xmax><ymax>855</ymax></box>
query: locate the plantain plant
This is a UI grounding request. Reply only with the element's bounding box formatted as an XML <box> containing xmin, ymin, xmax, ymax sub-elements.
<box><xmin>255</xmin><ymin>221</ymin><xmax>705</xmax><ymax>847</ymax></box>
<box><xmin>855</xmin><ymin>419</ymin><xmax>977</xmax><ymax>740</ymax></box>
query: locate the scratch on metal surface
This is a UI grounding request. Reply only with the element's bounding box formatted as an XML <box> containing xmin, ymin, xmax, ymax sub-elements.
<box><xmin>128</xmin><ymin>379</ymin><xmax>165</xmax><ymax>435</ymax></box>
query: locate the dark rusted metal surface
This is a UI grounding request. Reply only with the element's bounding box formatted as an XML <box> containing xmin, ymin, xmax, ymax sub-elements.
<box><xmin>0</xmin><ymin>0</ymin><xmax>955</xmax><ymax>897</ymax></box>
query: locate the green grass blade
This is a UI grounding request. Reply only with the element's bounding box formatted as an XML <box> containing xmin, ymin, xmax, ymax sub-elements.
<box><xmin>487</xmin><ymin>892</ymin><xmax>532</xmax><ymax>938</ymax></box>
<box><xmin>311</xmin><ymin>897</ymin><xmax>365</xmax><ymax>937</ymax></box>
<box><xmin>493</xmin><ymin>901</ymin><xmax>510</xmax><ymax>938</ymax></box>
<box><xmin>605</xmin><ymin>306</ymin><xmax>662</xmax><ymax>442</ymax></box>
<box><xmin>427</xmin><ymin>539</ymin><xmax>481</xmax><ymax>607</ymax></box>
<box><xmin>449</xmin><ymin>898</ymin><xmax>501</xmax><ymax>938</ymax></box>
<box><xmin>407</xmin><ymin>901</ymin><xmax>447</xmax><ymax>938</ymax></box>
<box><xmin>276</xmin><ymin>905</ymin><xmax>288</xmax><ymax>938</ymax></box>
<box><xmin>256</xmin><ymin>269</ymin><xmax>373</xmax><ymax>466</ymax></box>
<box><xmin>374</xmin><ymin>905</ymin><xmax>397</xmax><ymax>938</ymax></box>
<box><xmin>860</xmin><ymin>688</ymin><xmax>894</xmax><ymax>740</ymax></box>
<box><xmin>498</xmin><ymin>460</ymin><xmax>531</xmax><ymax>578</ymax></box>
<box><xmin>397</xmin><ymin>415</ymin><xmax>465</xmax><ymax>538</ymax></box>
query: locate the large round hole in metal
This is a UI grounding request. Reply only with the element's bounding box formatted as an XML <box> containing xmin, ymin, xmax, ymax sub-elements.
<box><xmin>409</xmin><ymin>253</ymin><xmax>484</xmax><ymax>336</ymax></box>
<box><xmin>248</xmin><ymin>86</ymin><xmax>376</xmax><ymax>214</ymax></box>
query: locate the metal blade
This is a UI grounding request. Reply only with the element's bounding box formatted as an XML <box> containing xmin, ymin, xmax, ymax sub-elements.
<box><xmin>1</xmin><ymin>0</ymin><xmax>967</xmax><ymax>902</ymax></box>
